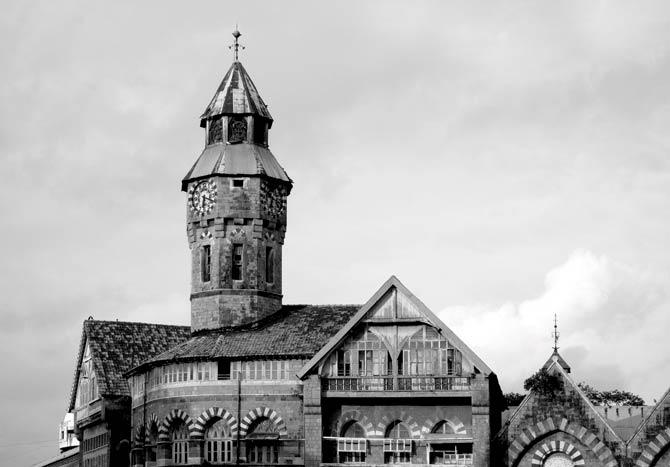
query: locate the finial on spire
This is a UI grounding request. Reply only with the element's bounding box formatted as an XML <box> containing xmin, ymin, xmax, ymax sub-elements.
<box><xmin>229</xmin><ymin>25</ymin><xmax>245</xmax><ymax>62</ymax></box>
<box><xmin>552</xmin><ymin>313</ymin><xmax>560</xmax><ymax>353</ymax></box>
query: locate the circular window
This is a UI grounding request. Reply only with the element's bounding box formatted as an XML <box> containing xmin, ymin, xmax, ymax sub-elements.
<box><xmin>544</xmin><ymin>452</ymin><xmax>574</xmax><ymax>467</ymax></box>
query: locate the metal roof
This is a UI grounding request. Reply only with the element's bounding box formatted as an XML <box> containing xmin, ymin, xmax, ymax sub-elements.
<box><xmin>182</xmin><ymin>142</ymin><xmax>291</xmax><ymax>190</ymax></box>
<box><xmin>200</xmin><ymin>60</ymin><xmax>273</xmax><ymax>127</ymax></box>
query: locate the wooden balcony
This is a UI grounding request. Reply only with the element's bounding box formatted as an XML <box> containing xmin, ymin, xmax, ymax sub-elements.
<box><xmin>322</xmin><ymin>376</ymin><xmax>470</xmax><ymax>397</ymax></box>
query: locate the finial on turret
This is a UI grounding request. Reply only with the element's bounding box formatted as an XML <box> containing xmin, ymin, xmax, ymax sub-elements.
<box><xmin>229</xmin><ymin>25</ymin><xmax>245</xmax><ymax>62</ymax></box>
<box><xmin>552</xmin><ymin>313</ymin><xmax>560</xmax><ymax>353</ymax></box>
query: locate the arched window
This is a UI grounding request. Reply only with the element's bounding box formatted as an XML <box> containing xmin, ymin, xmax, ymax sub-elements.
<box><xmin>338</xmin><ymin>422</ymin><xmax>366</xmax><ymax>464</ymax></box>
<box><xmin>543</xmin><ymin>453</ymin><xmax>574</xmax><ymax>467</ymax></box>
<box><xmin>384</xmin><ymin>421</ymin><xmax>411</xmax><ymax>464</ymax></box>
<box><xmin>205</xmin><ymin>419</ymin><xmax>233</xmax><ymax>464</ymax></box>
<box><xmin>208</xmin><ymin>117</ymin><xmax>223</xmax><ymax>144</ymax></box>
<box><xmin>228</xmin><ymin>117</ymin><xmax>247</xmax><ymax>143</ymax></box>
<box><xmin>171</xmin><ymin>422</ymin><xmax>189</xmax><ymax>465</ymax></box>
<box><xmin>245</xmin><ymin>417</ymin><xmax>280</xmax><ymax>464</ymax></box>
<box><xmin>431</xmin><ymin>421</ymin><xmax>450</xmax><ymax>435</ymax></box>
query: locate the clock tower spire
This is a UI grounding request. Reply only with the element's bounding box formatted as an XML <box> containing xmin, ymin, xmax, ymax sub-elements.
<box><xmin>182</xmin><ymin>32</ymin><xmax>292</xmax><ymax>332</ymax></box>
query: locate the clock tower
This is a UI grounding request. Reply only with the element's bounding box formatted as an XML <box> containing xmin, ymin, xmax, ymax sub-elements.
<box><xmin>182</xmin><ymin>31</ymin><xmax>292</xmax><ymax>332</ymax></box>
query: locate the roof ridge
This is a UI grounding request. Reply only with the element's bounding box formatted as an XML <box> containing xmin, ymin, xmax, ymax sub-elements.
<box><xmin>84</xmin><ymin>318</ymin><xmax>189</xmax><ymax>328</ymax></box>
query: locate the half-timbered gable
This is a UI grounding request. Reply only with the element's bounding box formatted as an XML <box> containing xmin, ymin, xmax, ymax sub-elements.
<box><xmin>299</xmin><ymin>276</ymin><xmax>502</xmax><ymax>467</ymax></box>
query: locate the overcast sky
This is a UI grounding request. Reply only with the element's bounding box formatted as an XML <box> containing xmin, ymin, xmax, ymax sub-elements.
<box><xmin>2</xmin><ymin>1</ymin><xmax>670</xmax><ymax>464</ymax></box>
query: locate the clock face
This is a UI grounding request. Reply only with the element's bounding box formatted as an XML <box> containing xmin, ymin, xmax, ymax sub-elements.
<box><xmin>188</xmin><ymin>180</ymin><xmax>217</xmax><ymax>216</ymax></box>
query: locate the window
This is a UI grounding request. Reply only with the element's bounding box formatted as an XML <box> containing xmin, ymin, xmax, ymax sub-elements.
<box><xmin>384</xmin><ymin>421</ymin><xmax>411</xmax><ymax>464</ymax></box>
<box><xmin>232</xmin><ymin>244</ymin><xmax>243</xmax><ymax>281</ymax></box>
<box><xmin>208</xmin><ymin>118</ymin><xmax>223</xmax><ymax>144</ymax></box>
<box><xmin>337</xmin><ymin>350</ymin><xmax>352</xmax><ymax>376</ymax></box>
<box><xmin>266</xmin><ymin>247</ymin><xmax>274</xmax><ymax>283</ymax></box>
<box><xmin>232</xmin><ymin>179</ymin><xmax>244</xmax><ymax>188</ymax></box>
<box><xmin>172</xmin><ymin>423</ymin><xmax>189</xmax><ymax>465</ymax></box>
<box><xmin>338</xmin><ymin>422</ymin><xmax>366</xmax><ymax>464</ymax></box>
<box><xmin>218</xmin><ymin>361</ymin><xmax>231</xmax><ymax>380</ymax></box>
<box><xmin>429</xmin><ymin>443</ymin><xmax>472</xmax><ymax>465</ymax></box>
<box><xmin>228</xmin><ymin>118</ymin><xmax>247</xmax><ymax>143</ymax></box>
<box><xmin>205</xmin><ymin>419</ymin><xmax>233</xmax><ymax>464</ymax></box>
<box><xmin>201</xmin><ymin>245</ymin><xmax>211</xmax><ymax>282</ymax></box>
<box><xmin>245</xmin><ymin>418</ymin><xmax>280</xmax><ymax>464</ymax></box>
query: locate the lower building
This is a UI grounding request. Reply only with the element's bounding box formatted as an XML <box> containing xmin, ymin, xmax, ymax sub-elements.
<box><xmin>125</xmin><ymin>276</ymin><xmax>504</xmax><ymax>467</ymax></box>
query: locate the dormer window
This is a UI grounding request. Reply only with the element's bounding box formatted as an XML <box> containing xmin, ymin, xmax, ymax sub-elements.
<box><xmin>228</xmin><ymin>117</ymin><xmax>247</xmax><ymax>143</ymax></box>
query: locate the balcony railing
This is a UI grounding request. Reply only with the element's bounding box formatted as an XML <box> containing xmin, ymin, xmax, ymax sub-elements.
<box><xmin>324</xmin><ymin>376</ymin><xmax>470</xmax><ymax>392</ymax></box>
<box><xmin>432</xmin><ymin>453</ymin><xmax>473</xmax><ymax>465</ymax></box>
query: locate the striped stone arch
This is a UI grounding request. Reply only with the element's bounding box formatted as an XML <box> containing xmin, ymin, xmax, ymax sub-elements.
<box><xmin>335</xmin><ymin>410</ymin><xmax>374</xmax><ymax>437</ymax></box>
<box><xmin>192</xmin><ymin>407</ymin><xmax>239</xmax><ymax>439</ymax></box>
<box><xmin>530</xmin><ymin>439</ymin><xmax>585</xmax><ymax>465</ymax></box>
<box><xmin>507</xmin><ymin>417</ymin><xmax>617</xmax><ymax>467</ymax></box>
<box><xmin>239</xmin><ymin>407</ymin><xmax>288</xmax><ymax>437</ymax></box>
<box><xmin>377</xmin><ymin>410</ymin><xmax>421</xmax><ymax>438</ymax></box>
<box><xmin>158</xmin><ymin>409</ymin><xmax>195</xmax><ymax>442</ymax></box>
<box><xmin>144</xmin><ymin>413</ymin><xmax>159</xmax><ymax>444</ymax></box>
<box><xmin>420</xmin><ymin>417</ymin><xmax>467</xmax><ymax>436</ymax></box>
<box><xmin>636</xmin><ymin>427</ymin><xmax>670</xmax><ymax>467</ymax></box>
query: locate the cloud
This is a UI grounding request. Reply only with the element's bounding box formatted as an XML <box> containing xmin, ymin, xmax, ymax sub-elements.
<box><xmin>439</xmin><ymin>249</ymin><xmax>670</xmax><ymax>403</ymax></box>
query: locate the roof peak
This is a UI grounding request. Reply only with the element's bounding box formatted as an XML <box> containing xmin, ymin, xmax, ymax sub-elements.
<box><xmin>200</xmin><ymin>58</ymin><xmax>272</xmax><ymax>127</ymax></box>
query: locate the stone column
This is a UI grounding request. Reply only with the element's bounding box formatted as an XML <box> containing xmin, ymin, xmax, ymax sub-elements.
<box><xmin>156</xmin><ymin>441</ymin><xmax>171</xmax><ymax>467</ymax></box>
<box><xmin>471</xmin><ymin>375</ymin><xmax>491</xmax><ymax>467</ymax></box>
<box><xmin>303</xmin><ymin>375</ymin><xmax>323</xmax><ymax>467</ymax></box>
<box><xmin>130</xmin><ymin>447</ymin><xmax>144</xmax><ymax>467</ymax></box>
<box><xmin>188</xmin><ymin>439</ymin><xmax>203</xmax><ymax>465</ymax></box>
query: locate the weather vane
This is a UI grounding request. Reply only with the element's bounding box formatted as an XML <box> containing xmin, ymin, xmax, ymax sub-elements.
<box><xmin>552</xmin><ymin>313</ymin><xmax>560</xmax><ymax>353</ymax></box>
<box><xmin>229</xmin><ymin>26</ymin><xmax>245</xmax><ymax>61</ymax></box>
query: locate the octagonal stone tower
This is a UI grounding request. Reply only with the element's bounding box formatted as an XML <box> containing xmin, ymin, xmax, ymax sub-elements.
<box><xmin>182</xmin><ymin>58</ymin><xmax>292</xmax><ymax>332</ymax></box>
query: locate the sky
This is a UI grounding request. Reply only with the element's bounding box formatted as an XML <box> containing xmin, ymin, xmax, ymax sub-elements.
<box><xmin>2</xmin><ymin>1</ymin><xmax>670</xmax><ymax>464</ymax></box>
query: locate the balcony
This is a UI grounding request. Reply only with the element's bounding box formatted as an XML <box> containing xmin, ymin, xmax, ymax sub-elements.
<box><xmin>323</xmin><ymin>376</ymin><xmax>470</xmax><ymax>395</ymax></box>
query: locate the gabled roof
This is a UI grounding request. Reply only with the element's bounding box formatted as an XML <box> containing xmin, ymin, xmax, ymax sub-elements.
<box><xmin>68</xmin><ymin>320</ymin><xmax>190</xmax><ymax>411</ymax></box>
<box><xmin>543</xmin><ymin>350</ymin><xmax>571</xmax><ymax>373</ymax></box>
<box><xmin>200</xmin><ymin>60</ymin><xmax>272</xmax><ymax>127</ymax></box>
<box><xmin>496</xmin><ymin>352</ymin><xmax>622</xmax><ymax>442</ymax></box>
<box><xmin>181</xmin><ymin>142</ymin><xmax>291</xmax><ymax>190</ymax></box>
<box><xmin>297</xmin><ymin>276</ymin><xmax>494</xmax><ymax>379</ymax></box>
<box><xmin>127</xmin><ymin>305</ymin><xmax>360</xmax><ymax>375</ymax></box>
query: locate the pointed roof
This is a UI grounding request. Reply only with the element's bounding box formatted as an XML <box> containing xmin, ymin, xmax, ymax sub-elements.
<box><xmin>67</xmin><ymin>319</ymin><xmax>190</xmax><ymax>411</ymax></box>
<box><xmin>297</xmin><ymin>276</ymin><xmax>494</xmax><ymax>379</ymax></box>
<box><xmin>542</xmin><ymin>350</ymin><xmax>571</xmax><ymax>373</ymax></box>
<box><xmin>200</xmin><ymin>61</ymin><xmax>273</xmax><ymax>128</ymax></box>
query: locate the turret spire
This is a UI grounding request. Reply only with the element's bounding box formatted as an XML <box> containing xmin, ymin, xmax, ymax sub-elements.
<box><xmin>229</xmin><ymin>26</ymin><xmax>244</xmax><ymax>62</ymax></box>
<box><xmin>552</xmin><ymin>313</ymin><xmax>560</xmax><ymax>353</ymax></box>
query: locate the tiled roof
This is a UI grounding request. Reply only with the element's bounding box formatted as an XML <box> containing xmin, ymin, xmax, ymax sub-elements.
<box><xmin>68</xmin><ymin>320</ymin><xmax>190</xmax><ymax>410</ymax></box>
<box><xmin>181</xmin><ymin>142</ymin><xmax>291</xmax><ymax>190</ymax></box>
<box><xmin>129</xmin><ymin>305</ymin><xmax>360</xmax><ymax>375</ymax></box>
<box><xmin>200</xmin><ymin>60</ymin><xmax>272</xmax><ymax>127</ymax></box>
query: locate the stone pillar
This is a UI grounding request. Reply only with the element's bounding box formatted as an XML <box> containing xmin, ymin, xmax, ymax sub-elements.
<box><xmin>131</xmin><ymin>447</ymin><xmax>144</xmax><ymax>467</ymax></box>
<box><xmin>369</xmin><ymin>439</ymin><xmax>384</xmax><ymax>465</ymax></box>
<box><xmin>156</xmin><ymin>441</ymin><xmax>171</xmax><ymax>467</ymax></box>
<box><xmin>188</xmin><ymin>439</ymin><xmax>203</xmax><ymax>465</ymax></box>
<box><xmin>471</xmin><ymin>375</ymin><xmax>491</xmax><ymax>467</ymax></box>
<box><xmin>303</xmin><ymin>375</ymin><xmax>323</xmax><ymax>467</ymax></box>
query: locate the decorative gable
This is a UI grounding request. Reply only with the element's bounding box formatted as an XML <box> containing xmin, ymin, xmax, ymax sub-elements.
<box><xmin>298</xmin><ymin>276</ymin><xmax>492</xmax><ymax>380</ymax></box>
<box><xmin>365</xmin><ymin>288</ymin><xmax>422</xmax><ymax>320</ymax></box>
<box><xmin>74</xmin><ymin>339</ymin><xmax>99</xmax><ymax>409</ymax></box>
